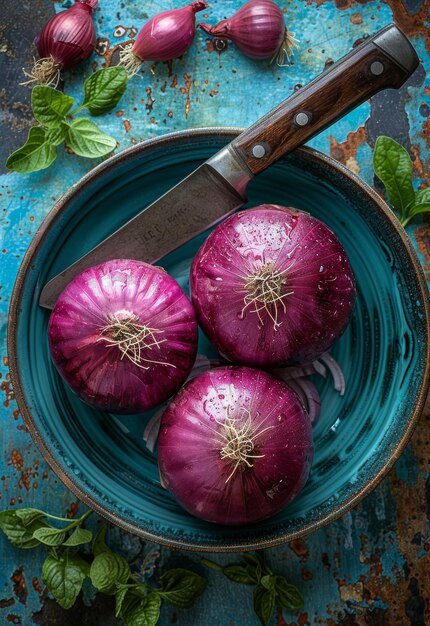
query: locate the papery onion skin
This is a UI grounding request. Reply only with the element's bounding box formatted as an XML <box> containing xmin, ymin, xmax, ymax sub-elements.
<box><xmin>48</xmin><ymin>259</ymin><xmax>198</xmax><ymax>414</ymax></box>
<box><xmin>158</xmin><ymin>367</ymin><xmax>313</xmax><ymax>525</ymax></box>
<box><xmin>190</xmin><ymin>205</ymin><xmax>356</xmax><ymax>369</ymax></box>
<box><xmin>199</xmin><ymin>0</ymin><xmax>294</xmax><ymax>62</ymax></box>
<box><xmin>34</xmin><ymin>0</ymin><xmax>97</xmax><ymax>69</ymax></box>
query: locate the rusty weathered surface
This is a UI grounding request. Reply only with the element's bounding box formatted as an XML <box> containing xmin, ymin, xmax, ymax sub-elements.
<box><xmin>1</xmin><ymin>1</ymin><xmax>430</xmax><ymax>625</ymax></box>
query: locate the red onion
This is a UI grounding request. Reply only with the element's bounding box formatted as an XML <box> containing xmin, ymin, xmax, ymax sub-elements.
<box><xmin>190</xmin><ymin>205</ymin><xmax>356</xmax><ymax>369</ymax></box>
<box><xmin>158</xmin><ymin>367</ymin><xmax>313</xmax><ymax>525</ymax></box>
<box><xmin>48</xmin><ymin>259</ymin><xmax>198</xmax><ymax>414</ymax></box>
<box><xmin>119</xmin><ymin>1</ymin><xmax>207</xmax><ymax>77</ymax></box>
<box><xmin>23</xmin><ymin>0</ymin><xmax>97</xmax><ymax>87</ymax></box>
<box><xmin>199</xmin><ymin>0</ymin><xmax>297</xmax><ymax>64</ymax></box>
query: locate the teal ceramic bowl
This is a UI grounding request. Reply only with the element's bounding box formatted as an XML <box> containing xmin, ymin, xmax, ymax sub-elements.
<box><xmin>8</xmin><ymin>129</ymin><xmax>430</xmax><ymax>551</ymax></box>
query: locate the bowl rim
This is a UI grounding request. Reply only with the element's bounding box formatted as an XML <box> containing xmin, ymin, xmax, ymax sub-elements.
<box><xmin>7</xmin><ymin>127</ymin><xmax>430</xmax><ymax>552</ymax></box>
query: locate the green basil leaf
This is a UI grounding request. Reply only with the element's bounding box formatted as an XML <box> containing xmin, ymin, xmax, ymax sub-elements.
<box><xmin>6</xmin><ymin>127</ymin><xmax>57</xmax><ymax>174</ymax></box>
<box><xmin>159</xmin><ymin>568</ymin><xmax>207</xmax><ymax>608</ymax></box>
<box><xmin>408</xmin><ymin>202</ymin><xmax>430</xmax><ymax>218</ymax></box>
<box><xmin>82</xmin><ymin>67</ymin><xmax>128</xmax><ymax>116</ymax></box>
<box><xmin>15</xmin><ymin>508</ymin><xmax>46</xmax><ymax>526</ymax></box>
<box><xmin>32</xmin><ymin>86</ymin><xmax>74</xmax><ymax>126</ymax></box>
<box><xmin>0</xmin><ymin>510</ymin><xmax>47</xmax><ymax>549</ymax></box>
<box><xmin>274</xmin><ymin>576</ymin><xmax>304</xmax><ymax>610</ymax></box>
<box><xmin>123</xmin><ymin>594</ymin><xmax>161</xmax><ymax>626</ymax></box>
<box><xmin>42</xmin><ymin>552</ymin><xmax>89</xmax><ymax>609</ymax></box>
<box><xmin>90</xmin><ymin>551</ymin><xmax>130</xmax><ymax>594</ymax></box>
<box><xmin>374</xmin><ymin>136</ymin><xmax>415</xmax><ymax>217</ymax></box>
<box><xmin>63</xmin><ymin>526</ymin><xmax>93</xmax><ymax>547</ymax></box>
<box><xmin>223</xmin><ymin>564</ymin><xmax>255</xmax><ymax>585</ymax></box>
<box><xmin>33</xmin><ymin>526</ymin><xmax>66</xmax><ymax>546</ymax></box>
<box><xmin>261</xmin><ymin>574</ymin><xmax>276</xmax><ymax>591</ymax></box>
<box><xmin>115</xmin><ymin>586</ymin><xmax>131</xmax><ymax>618</ymax></box>
<box><xmin>66</xmin><ymin>119</ymin><xmax>117</xmax><ymax>158</ymax></box>
<box><xmin>253</xmin><ymin>584</ymin><xmax>276</xmax><ymax>626</ymax></box>
<box><xmin>93</xmin><ymin>524</ymin><xmax>109</xmax><ymax>556</ymax></box>
<box><xmin>415</xmin><ymin>188</ymin><xmax>430</xmax><ymax>204</ymax></box>
<box><xmin>46</xmin><ymin>123</ymin><xmax>68</xmax><ymax>146</ymax></box>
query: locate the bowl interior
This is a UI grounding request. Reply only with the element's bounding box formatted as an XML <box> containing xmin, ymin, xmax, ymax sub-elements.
<box><xmin>10</xmin><ymin>131</ymin><xmax>429</xmax><ymax>550</ymax></box>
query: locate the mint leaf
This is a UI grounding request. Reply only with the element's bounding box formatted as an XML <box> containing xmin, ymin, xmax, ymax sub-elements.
<box><xmin>274</xmin><ymin>576</ymin><xmax>304</xmax><ymax>610</ymax></box>
<box><xmin>223</xmin><ymin>564</ymin><xmax>256</xmax><ymax>585</ymax></box>
<box><xmin>33</xmin><ymin>526</ymin><xmax>66</xmax><ymax>546</ymax></box>
<box><xmin>253</xmin><ymin>584</ymin><xmax>276</xmax><ymax>626</ymax></box>
<box><xmin>63</xmin><ymin>527</ymin><xmax>93</xmax><ymax>547</ymax></box>
<box><xmin>416</xmin><ymin>188</ymin><xmax>430</xmax><ymax>204</ymax></box>
<box><xmin>46</xmin><ymin>123</ymin><xmax>68</xmax><ymax>146</ymax></box>
<box><xmin>15</xmin><ymin>508</ymin><xmax>46</xmax><ymax>526</ymax></box>
<box><xmin>32</xmin><ymin>86</ymin><xmax>74</xmax><ymax>126</ymax></box>
<box><xmin>42</xmin><ymin>552</ymin><xmax>89</xmax><ymax>609</ymax></box>
<box><xmin>82</xmin><ymin>67</ymin><xmax>128</xmax><ymax>116</ymax></box>
<box><xmin>159</xmin><ymin>568</ymin><xmax>207</xmax><ymax>608</ymax></box>
<box><xmin>374</xmin><ymin>136</ymin><xmax>415</xmax><ymax>219</ymax></box>
<box><xmin>90</xmin><ymin>551</ymin><xmax>130</xmax><ymax>594</ymax></box>
<box><xmin>66</xmin><ymin>119</ymin><xmax>117</xmax><ymax>158</ymax></box>
<box><xmin>6</xmin><ymin>127</ymin><xmax>57</xmax><ymax>173</ymax></box>
<box><xmin>0</xmin><ymin>510</ymin><xmax>47</xmax><ymax>549</ymax></box>
<box><xmin>93</xmin><ymin>525</ymin><xmax>109</xmax><ymax>556</ymax></box>
<box><xmin>123</xmin><ymin>594</ymin><xmax>161</xmax><ymax>626</ymax></box>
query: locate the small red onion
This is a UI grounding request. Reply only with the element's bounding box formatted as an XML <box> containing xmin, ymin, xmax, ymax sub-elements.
<box><xmin>23</xmin><ymin>0</ymin><xmax>97</xmax><ymax>87</ymax></box>
<box><xmin>48</xmin><ymin>259</ymin><xmax>198</xmax><ymax>414</ymax></box>
<box><xmin>190</xmin><ymin>205</ymin><xmax>356</xmax><ymax>369</ymax></box>
<box><xmin>199</xmin><ymin>0</ymin><xmax>297</xmax><ymax>64</ymax></box>
<box><xmin>158</xmin><ymin>367</ymin><xmax>313</xmax><ymax>525</ymax></box>
<box><xmin>119</xmin><ymin>1</ymin><xmax>207</xmax><ymax>77</ymax></box>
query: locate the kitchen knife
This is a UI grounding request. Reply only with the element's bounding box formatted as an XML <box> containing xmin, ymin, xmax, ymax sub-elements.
<box><xmin>40</xmin><ymin>23</ymin><xmax>419</xmax><ymax>309</ymax></box>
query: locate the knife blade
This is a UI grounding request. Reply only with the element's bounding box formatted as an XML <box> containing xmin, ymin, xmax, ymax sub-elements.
<box><xmin>40</xmin><ymin>23</ymin><xmax>418</xmax><ymax>309</ymax></box>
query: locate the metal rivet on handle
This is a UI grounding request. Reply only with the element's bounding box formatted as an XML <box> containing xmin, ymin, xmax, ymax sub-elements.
<box><xmin>370</xmin><ymin>61</ymin><xmax>384</xmax><ymax>76</ymax></box>
<box><xmin>252</xmin><ymin>144</ymin><xmax>266</xmax><ymax>158</ymax></box>
<box><xmin>294</xmin><ymin>112</ymin><xmax>310</xmax><ymax>126</ymax></box>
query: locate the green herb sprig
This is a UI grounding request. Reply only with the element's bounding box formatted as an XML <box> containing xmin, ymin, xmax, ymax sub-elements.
<box><xmin>373</xmin><ymin>135</ymin><xmax>430</xmax><ymax>228</ymax></box>
<box><xmin>6</xmin><ymin>67</ymin><xmax>128</xmax><ymax>174</ymax></box>
<box><xmin>0</xmin><ymin>507</ymin><xmax>206</xmax><ymax>625</ymax></box>
<box><xmin>203</xmin><ymin>552</ymin><xmax>304</xmax><ymax>626</ymax></box>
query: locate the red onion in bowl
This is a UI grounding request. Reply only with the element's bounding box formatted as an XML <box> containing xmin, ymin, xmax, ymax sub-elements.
<box><xmin>48</xmin><ymin>259</ymin><xmax>198</xmax><ymax>414</ymax></box>
<box><xmin>158</xmin><ymin>367</ymin><xmax>313</xmax><ymax>525</ymax></box>
<box><xmin>190</xmin><ymin>205</ymin><xmax>356</xmax><ymax>369</ymax></box>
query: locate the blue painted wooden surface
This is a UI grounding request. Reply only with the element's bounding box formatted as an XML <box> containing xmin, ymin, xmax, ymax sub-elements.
<box><xmin>1</xmin><ymin>0</ymin><xmax>429</xmax><ymax>624</ymax></box>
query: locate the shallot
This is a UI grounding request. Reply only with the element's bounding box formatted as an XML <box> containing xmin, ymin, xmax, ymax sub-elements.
<box><xmin>23</xmin><ymin>0</ymin><xmax>98</xmax><ymax>87</ymax></box>
<box><xmin>199</xmin><ymin>0</ymin><xmax>298</xmax><ymax>64</ymax></box>
<box><xmin>119</xmin><ymin>1</ymin><xmax>207</xmax><ymax>77</ymax></box>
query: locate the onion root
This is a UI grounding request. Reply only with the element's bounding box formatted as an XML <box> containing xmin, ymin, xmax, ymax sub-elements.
<box><xmin>242</xmin><ymin>263</ymin><xmax>293</xmax><ymax>329</ymax></box>
<box><xmin>21</xmin><ymin>57</ymin><xmax>61</xmax><ymax>87</ymax></box>
<box><xmin>273</xmin><ymin>30</ymin><xmax>299</xmax><ymax>66</ymax></box>
<box><xmin>98</xmin><ymin>313</ymin><xmax>176</xmax><ymax>369</ymax></box>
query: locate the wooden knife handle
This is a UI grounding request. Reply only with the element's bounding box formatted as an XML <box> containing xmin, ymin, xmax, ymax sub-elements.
<box><xmin>230</xmin><ymin>24</ymin><xmax>419</xmax><ymax>176</ymax></box>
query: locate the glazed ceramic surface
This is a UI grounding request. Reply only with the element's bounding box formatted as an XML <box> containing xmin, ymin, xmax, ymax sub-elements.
<box><xmin>8</xmin><ymin>130</ymin><xmax>430</xmax><ymax>551</ymax></box>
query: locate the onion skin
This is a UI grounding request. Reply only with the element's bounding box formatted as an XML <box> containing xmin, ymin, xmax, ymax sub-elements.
<box><xmin>34</xmin><ymin>0</ymin><xmax>97</xmax><ymax>69</ymax></box>
<box><xmin>48</xmin><ymin>259</ymin><xmax>198</xmax><ymax>414</ymax></box>
<box><xmin>190</xmin><ymin>206</ymin><xmax>356</xmax><ymax>368</ymax></box>
<box><xmin>199</xmin><ymin>0</ymin><xmax>288</xmax><ymax>61</ymax></box>
<box><xmin>158</xmin><ymin>367</ymin><xmax>313</xmax><ymax>525</ymax></box>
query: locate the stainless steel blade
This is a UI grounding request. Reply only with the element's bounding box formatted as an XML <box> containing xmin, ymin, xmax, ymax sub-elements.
<box><xmin>39</xmin><ymin>161</ymin><xmax>246</xmax><ymax>309</ymax></box>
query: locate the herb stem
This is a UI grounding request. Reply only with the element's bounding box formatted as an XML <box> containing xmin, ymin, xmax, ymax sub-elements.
<box><xmin>201</xmin><ymin>558</ymin><xmax>223</xmax><ymax>571</ymax></box>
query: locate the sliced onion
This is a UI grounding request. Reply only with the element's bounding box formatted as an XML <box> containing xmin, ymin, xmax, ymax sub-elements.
<box><xmin>318</xmin><ymin>352</ymin><xmax>346</xmax><ymax>396</ymax></box>
<box><xmin>286</xmin><ymin>378</ymin><xmax>321</xmax><ymax>425</ymax></box>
